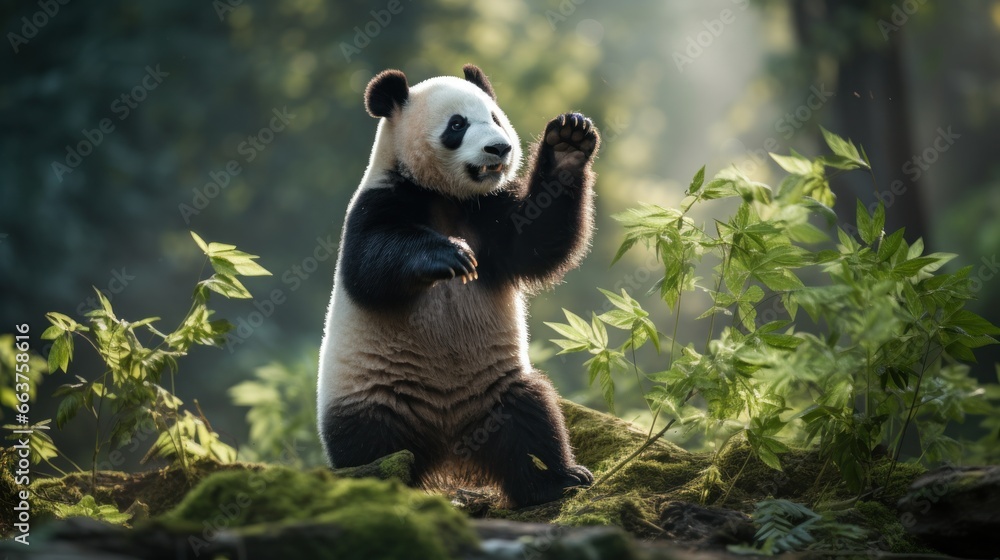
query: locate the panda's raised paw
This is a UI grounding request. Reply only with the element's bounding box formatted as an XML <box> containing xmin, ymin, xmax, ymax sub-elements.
<box><xmin>543</xmin><ymin>112</ymin><xmax>599</xmax><ymax>165</ymax></box>
<box><xmin>415</xmin><ymin>237</ymin><xmax>479</xmax><ymax>285</ymax></box>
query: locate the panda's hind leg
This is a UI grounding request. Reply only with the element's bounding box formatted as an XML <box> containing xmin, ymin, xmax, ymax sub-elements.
<box><xmin>321</xmin><ymin>402</ymin><xmax>437</xmax><ymax>484</ymax></box>
<box><xmin>461</xmin><ymin>374</ymin><xmax>593</xmax><ymax>508</ymax></box>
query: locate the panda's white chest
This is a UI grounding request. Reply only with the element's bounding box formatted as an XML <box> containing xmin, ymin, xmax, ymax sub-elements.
<box><xmin>318</xmin><ymin>274</ymin><xmax>530</xmax><ymax>411</ymax></box>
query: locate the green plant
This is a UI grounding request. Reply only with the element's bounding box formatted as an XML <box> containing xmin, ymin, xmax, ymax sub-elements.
<box><xmin>728</xmin><ymin>498</ymin><xmax>864</xmax><ymax>555</ymax></box>
<box><xmin>549</xmin><ymin>129</ymin><xmax>1000</xmax><ymax>496</ymax></box>
<box><xmin>27</xmin><ymin>232</ymin><xmax>271</xmax><ymax>482</ymax></box>
<box><xmin>53</xmin><ymin>495</ymin><xmax>131</xmax><ymax>526</ymax></box>
<box><xmin>229</xmin><ymin>359</ymin><xmax>325</xmax><ymax>467</ymax></box>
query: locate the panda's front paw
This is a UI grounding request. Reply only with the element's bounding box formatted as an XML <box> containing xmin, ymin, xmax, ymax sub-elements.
<box><xmin>415</xmin><ymin>237</ymin><xmax>478</xmax><ymax>285</ymax></box>
<box><xmin>543</xmin><ymin>113</ymin><xmax>599</xmax><ymax>168</ymax></box>
<box><xmin>566</xmin><ymin>464</ymin><xmax>594</xmax><ymax>486</ymax></box>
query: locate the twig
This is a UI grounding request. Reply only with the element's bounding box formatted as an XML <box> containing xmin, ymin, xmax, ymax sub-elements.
<box><xmin>588</xmin><ymin>389</ymin><xmax>696</xmax><ymax>490</ymax></box>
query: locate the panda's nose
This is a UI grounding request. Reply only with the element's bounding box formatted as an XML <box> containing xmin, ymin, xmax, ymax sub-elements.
<box><xmin>483</xmin><ymin>143</ymin><xmax>512</xmax><ymax>158</ymax></box>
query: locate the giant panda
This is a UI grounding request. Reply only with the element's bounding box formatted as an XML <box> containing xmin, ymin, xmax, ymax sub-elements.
<box><xmin>318</xmin><ymin>64</ymin><xmax>599</xmax><ymax>507</ymax></box>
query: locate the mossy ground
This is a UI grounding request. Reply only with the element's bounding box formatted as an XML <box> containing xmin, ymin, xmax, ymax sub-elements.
<box><xmin>160</xmin><ymin>466</ymin><xmax>476</xmax><ymax>560</ymax></box>
<box><xmin>3</xmin><ymin>401</ymin><xmax>933</xmax><ymax>557</ymax></box>
<box><xmin>487</xmin><ymin>401</ymin><xmax>928</xmax><ymax>547</ymax></box>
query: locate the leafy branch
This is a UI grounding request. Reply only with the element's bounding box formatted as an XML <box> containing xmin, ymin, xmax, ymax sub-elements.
<box><xmin>550</xmin><ymin>129</ymin><xmax>1000</xmax><ymax>499</ymax></box>
<box><xmin>27</xmin><ymin>231</ymin><xmax>271</xmax><ymax>485</ymax></box>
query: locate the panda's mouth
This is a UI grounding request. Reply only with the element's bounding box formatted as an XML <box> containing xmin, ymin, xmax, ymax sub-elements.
<box><xmin>466</xmin><ymin>162</ymin><xmax>506</xmax><ymax>181</ymax></box>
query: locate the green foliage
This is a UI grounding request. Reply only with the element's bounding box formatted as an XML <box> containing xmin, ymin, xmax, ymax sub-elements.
<box><xmin>550</xmin><ymin>130</ymin><xmax>1000</xmax><ymax>496</ymax></box>
<box><xmin>0</xmin><ymin>334</ymin><xmax>47</xmax><ymax>421</ymax></box>
<box><xmin>729</xmin><ymin>499</ymin><xmax>864</xmax><ymax>555</ymax></box>
<box><xmin>34</xmin><ymin>232</ymin><xmax>271</xmax><ymax>475</ymax></box>
<box><xmin>229</xmin><ymin>360</ymin><xmax>325</xmax><ymax>467</ymax></box>
<box><xmin>53</xmin><ymin>495</ymin><xmax>131</xmax><ymax>526</ymax></box>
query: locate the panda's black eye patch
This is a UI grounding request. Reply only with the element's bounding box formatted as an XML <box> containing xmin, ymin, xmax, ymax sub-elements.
<box><xmin>448</xmin><ymin>115</ymin><xmax>468</xmax><ymax>131</ymax></box>
<box><xmin>492</xmin><ymin>112</ymin><xmax>502</xmax><ymax>127</ymax></box>
<box><xmin>441</xmin><ymin>114</ymin><xmax>469</xmax><ymax>150</ymax></box>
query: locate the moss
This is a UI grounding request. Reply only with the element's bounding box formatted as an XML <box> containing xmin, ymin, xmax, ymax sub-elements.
<box><xmin>868</xmin><ymin>460</ymin><xmax>925</xmax><ymax>506</ymax></box>
<box><xmin>486</xmin><ymin>401</ymin><xmax>706</xmax><ymax>538</ymax></box>
<box><xmin>853</xmin><ymin>501</ymin><xmax>935</xmax><ymax>554</ymax></box>
<box><xmin>332</xmin><ymin>449</ymin><xmax>414</xmax><ymax>485</ymax></box>
<box><xmin>376</xmin><ymin>450</ymin><xmax>415</xmax><ymax>483</ymax></box>
<box><xmin>38</xmin><ymin>460</ymin><xmax>243</xmax><ymax>515</ymax></box>
<box><xmin>555</xmin><ymin>491</ymin><xmax>655</xmax><ymax>535</ymax></box>
<box><xmin>160</xmin><ymin>466</ymin><xmax>477</xmax><ymax>560</ymax></box>
<box><xmin>560</xmin><ymin>399</ymin><xmax>687</xmax><ymax>472</ymax></box>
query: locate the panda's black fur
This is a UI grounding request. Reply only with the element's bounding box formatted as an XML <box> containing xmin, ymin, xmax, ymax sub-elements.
<box><xmin>318</xmin><ymin>64</ymin><xmax>599</xmax><ymax>507</ymax></box>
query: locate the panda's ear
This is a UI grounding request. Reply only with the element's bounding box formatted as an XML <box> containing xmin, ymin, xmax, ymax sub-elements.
<box><xmin>462</xmin><ymin>64</ymin><xmax>496</xmax><ymax>101</ymax></box>
<box><xmin>365</xmin><ymin>70</ymin><xmax>409</xmax><ymax>119</ymax></box>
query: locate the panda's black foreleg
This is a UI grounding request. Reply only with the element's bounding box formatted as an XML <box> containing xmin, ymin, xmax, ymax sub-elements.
<box><xmin>502</xmin><ymin>113</ymin><xmax>599</xmax><ymax>283</ymax></box>
<box><xmin>340</xmin><ymin>187</ymin><xmax>479</xmax><ymax>311</ymax></box>
<box><xmin>321</xmin><ymin>402</ymin><xmax>435</xmax><ymax>483</ymax></box>
<box><xmin>461</xmin><ymin>375</ymin><xmax>593</xmax><ymax>507</ymax></box>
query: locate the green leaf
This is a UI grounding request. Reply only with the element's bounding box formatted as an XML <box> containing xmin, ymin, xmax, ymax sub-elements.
<box><xmin>190</xmin><ymin>231</ymin><xmax>209</xmax><ymax>254</ymax></box>
<box><xmin>770</xmin><ymin>152</ymin><xmax>813</xmax><ymax>175</ymax></box>
<box><xmin>210</xmin><ymin>252</ymin><xmax>271</xmax><ymax>277</ymax></box>
<box><xmin>41</xmin><ymin>325</ymin><xmax>63</xmax><ymax>340</ymax></box>
<box><xmin>872</xmin><ymin>202</ymin><xmax>886</xmax><ymax>241</ymax></box>
<box><xmin>199</xmin><ymin>274</ymin><xmax>252</xmax><ymax>299</ymax></box>
<box><xmin>893</xmin><ymin>256</ymin><xmax>941</xmax><ymax>277</ymax></box>
<box><xmin>591</xmin><ymin>313</ymin><xmax>608</xmax><ymax>348</ymax></box>
<box><xmin>48</xmin><ymin>334</ymin><xmax>71</xmax><ymax>374</ymax></box>
<box><xmin>856</xmin><ymin>200</ymin><xmax>875</xmax><ymax>245</ymax></box>
<box><xmin>817</xmin><ymin>154</ymin><xmax>864</xmax><ymax>171</ymax></box>
<box><xmin>689</xmin><ymin>165</ymin><xmax>706</xmax><ymax>194</ymax></box>
<box><xmin>56</xmin><ymin>389</ymin><xmax>85</xmax><ymax>428</ymax></box>
<box><xmin>546</xmin><ymin>320</ymin><xmax>585</xmax><ymax>342</ymax></box>
<box><xmin>802</xmin><ymin>197</ymin><xmax>838</xmax><ymax>226</ymax></box>
<box><xmin>947</xmin><ymin>310</ymin><xmax>1000</xmax><ymax>336</ymax></box>
<box><xmin>610</xmin><ymin>237</ymin><xmax>638</xmax><ymax>266</ymax></box>
<box><xmin>877</xmin><ymin>229</ymin><xmax>905</xmax><ymax>262</ymax></box>
<box><xmin>597</xmin><ymin>309</ymin><xmax>635</xmax><ymax>329</ymax></box>
<box><xmin>820</xmin><ymin>127</ymin><xmax>869</xmax><ymax>170</ymax></box>
<box><xmin>598</xmin><ymin>288</ymin><xmax>634</xmax><ymax>313</ymax></box>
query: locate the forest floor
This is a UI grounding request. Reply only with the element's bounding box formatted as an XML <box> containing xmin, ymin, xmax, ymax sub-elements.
<box><xmin>0</xmin><ymin>401</ymin><xmax>974</xmax><ymax>559</ymax></box>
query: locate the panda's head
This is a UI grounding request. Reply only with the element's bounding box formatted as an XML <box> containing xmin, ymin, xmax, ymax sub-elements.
<box><xmin>364</xmin><ymin>64</ymin><xmax>522</xmax><ymax>199</ymax></box>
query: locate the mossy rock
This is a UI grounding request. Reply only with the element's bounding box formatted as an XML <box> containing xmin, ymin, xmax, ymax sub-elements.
<box><xmin>0</xmin><ymin>457</ymin><xmax>244</xmax><ymax>534</ymax></box>
<box><xmin>159</xmin><ymin>466</ymin><xmax>477</xmax><ymax>560</ymax></box>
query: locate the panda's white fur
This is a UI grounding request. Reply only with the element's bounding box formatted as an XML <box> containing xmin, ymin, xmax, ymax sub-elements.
<box><xmin>317</xmin><ymin>65</ymin><xmax>599</xmax><ymax>507</ymax></box>
<box><xmin>318</xmin><ymin>76</ymin><xmax>526</xmax><ymax>415</ymax></box>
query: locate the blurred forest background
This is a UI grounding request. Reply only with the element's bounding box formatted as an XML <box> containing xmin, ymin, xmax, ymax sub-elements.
<box><xmin>2</xmin><ymin>0</ymin><xmax>999</xmax><ymax>469</ymax></box>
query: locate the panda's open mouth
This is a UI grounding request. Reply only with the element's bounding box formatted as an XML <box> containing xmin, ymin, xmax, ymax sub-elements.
<box><xmin>466</xmin><ymin>162</ymin><xmax>506</xmax><ymax>181</ymax></box>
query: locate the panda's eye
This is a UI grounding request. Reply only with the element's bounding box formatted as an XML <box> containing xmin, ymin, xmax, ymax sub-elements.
<box><xmin>448</xmin><ymin>116</ymin><xmax>467</xmax><ymax>131</ymax></box>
